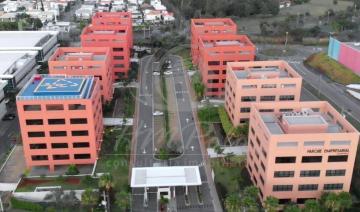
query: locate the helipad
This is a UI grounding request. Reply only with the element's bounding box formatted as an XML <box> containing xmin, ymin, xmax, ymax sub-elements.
<box><xmin>34</xmin><ymin>78</ymin><xmax>85</xmax><ymax>96</ymax></box>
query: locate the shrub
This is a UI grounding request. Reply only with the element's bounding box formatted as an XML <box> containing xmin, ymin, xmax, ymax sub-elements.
<box><xmin>66</xmin><ymin>164</ymin><xmax>79</xmax><ymax>175</ymax></box>
<box><xmin>11</xmin><ymin>197</ymin><xmax>44</xmax><ymax>211</ymax></box>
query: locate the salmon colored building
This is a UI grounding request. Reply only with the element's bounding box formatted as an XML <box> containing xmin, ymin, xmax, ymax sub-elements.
<box><xmin>48</xmin><ymin>47</ymin><xmax>113</xmax><ymax>102</ymax></box>
<box><xmin>81</xmin><ymin>23</ymin><xmax>132</xmax><ymax>80</ymax></box>
<box><xmin>247</xmin><ymin>101</ymin><xmax>359</xmax><ymax>205</ymax></box>
<box><xmin>198</xmin><ymin>34</ymin><xmax>256</xmax><ymax>97</ymax></box>
<box><xmin>16</xmin><ymin>75</ymin><xmax>103</xmax><ymax>172</ymax></box>
<box><xmin>191</xmin><ymin>18</ymin><xmax>237</xmax><ymax>66</ymax></box>
<box><xmin>91</xmin><ymin>12</ymin><xmax>133</xmax><ymax>47</ymax></box>
<box><xmin>225</xmin><ymin>60</ymin><xmax>302</xmax><ymax>125</ymax></box>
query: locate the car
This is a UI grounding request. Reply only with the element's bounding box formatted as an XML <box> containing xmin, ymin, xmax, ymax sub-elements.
<box><xmin>153</xmin><ymin>72</ymin><xmax>160</xmax><ymax>76</ymax></box>
<box><xmin>164</xmin><ymin>71</ymin><xmax>173</xmax><ymax>75</ymax></box>
<box><xmin>153</xmin><ymin>111</ymin><xmax>164</xmax><ymax>116</ymax></box>
<box><xmin>2</xmin><ymin>113</ymin><xmax>16</xmax><ymax>121</ymax></box>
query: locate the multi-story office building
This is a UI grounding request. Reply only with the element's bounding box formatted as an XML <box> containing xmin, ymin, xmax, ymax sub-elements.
<box><xmin>247</xmin><ymin>101</ymin><xmax>359</xmax><ymax>205</ymax></box>
<box><xmin>225</xmin><ymin>61</ymin><xmax>302</xmax><ymax>125</ymax></box>
<box><xmin>48</xmin><ymin>47</ymin><xmax>113</xmax><ymax>102</ymax></box>
<box><xmin>16</xmin><ymin>75</ymin><xmax>103</xmax><ymax>171</ymax></box>
<box><xmin>191</xmin><ymin>18</ymin><xmax>237</xmax><ymax>66</ymax></box>
<box><xmin>198</xmin><ymin>34</ymin><xmax>256</xmax><ymax>97</ymax></box>
<box><xmin>91</xmin><ymin>12</ymin><xmax>133</xmax><ymax>47</ymax></box>
<box><xmin>81</xmin><ymin>12</ymin><xmax>132</xmax><ymax>80</ymax></box>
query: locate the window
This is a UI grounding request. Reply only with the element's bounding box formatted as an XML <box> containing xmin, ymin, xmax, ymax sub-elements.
<box><xmin>259</xmin><ymin>109</ymin><xmax>274</xmax><ymax>112</ymax></box>
<box><xmin>50</xmin><ymin>131</ymin><xmax>67</xmax><ymax>137</ymax></box>
<box><xmin>31</xmin><ymin>155</ymin><xmax>48</xmax><ymax>161</ymax></box>
<box><xmin>74</xmin><ymin>154</ymin><xmax>91</xmax><ymax>159</ymax></box>
<box><xmin>242</xmin><ymin>85</ymin><xmax>257</xmax><ymax>89</ymax></box>
<box><xmin>46</xmin><ymin>104</ymin><xmax>64</xmax><ymax>111</ymax></box>
<box><xmin>114</xmin><ymin>64</ymin><xmax>125</xmax><ymax>68</ymax></box>
<box><xmin>326</xmin><ymin>169</ymin><xmax>346</xmax><ymax>176</ymax></box>
<box><xmin>69</xmin><ymin>104</ymin><xmax>86</xmax><ymax>110</ymax></box>
<box><xmin>279</xmin><ymin>199</ymin><xmax>291</xmax><ymax>205</ymax></box>
<box><xmin>208</xmin><ymin>61</ymin><xmax>220</xmax><ymax>66</ymax></box>
<box><xmin>29</xmin><ymin>144</ymin><xmax>46</xmax><ymax>149</ymax></box>
<box><xmin>114</xmin><ymin>56</ymin><xmax>124</xmax><ymax>60</ymax></box>
<box><xmin>28</xmin><ymin>131</ymin><xmax>45</xmax><ymax>137</ymax></box>
<box><xmin>70</xmin><ymin>118</ymin><xmax>88</xmax><ymax>124</ymax></box>
<box><xmin>51</xmin><ymin>143</ymin><xmax>68</xmax><ymax>149</ymax></box>
<box><xmin>240</xmin><ymin>107</ymin><xmax>251</xmax><ymax>113</ymax></box>
<box><xmin>275</xmin><ymin>157</ymin><xmax>296</xmax><ymax>163</ymax></box>
<box><xmin>324</xmin><ymin>183</ymin><xmax>343</xmax><ymax>190</ymax></box>
<box><xmin>277</xmin><ymin>142</ymin><xmax>298</xmax><ymax>147</ymax></box>
<box><xmin>23</xmin><ymin>105</ymin><xmax>41</xmax><ymax>111</ymax></box>
<box><xmin>260</xmin><ymin>96</ymin><xmax>276</xmax><ymax>101</ymax></box>
<box><xmin>208</xmin><ymin>70</ymin><xmax>219</xmax><ymax>75</ymax></box>
<box><xmin>48</xmin><ymin>119</ymin><xmax>65</xmax><ymax>125</ymax></box>
<box><xmin>328</xmin><ymin>155</ymin><xmax>348</xmax><ymax>162</ymax></box>
<box><xmin>251</xmin><ymin>127</ymin><xmax>255</xmax><ymax>135</ymax></box>
<box><xmin>207</xmin><ymin>88</ymin><xmax>218</xmax><ymax>92</ymax></box>
<box><xmin>73</xmin><ymin>142</ymin><xmax>90</xmax><ymax>148</ymax></box>
<box><xmin>274</xmin><ymin>171</ymin><xmax>294</xmax><ymax>178</ymax></box>
<box><xmin>72</xmin><ymin>130</ymin><xmax>89</xmax><ymax>136</ymax></box>
<box><xmin>298</xmin><ymin>184</ymin><xmax>318</xmax><ymax>191</ymax></box>
<box><xmin>261</xmin><ymin>84</ymin><xmax>276</xmax><ymax>89</ymax></box>
<box><xmin>240</xmin><ymin>119</ymin><xmax>248</xmax><ymax>123</ymax></box>
<box><xmin>297</xmin><ymin>198</ymin><xmax>316</xmax><ymax>204</ymax></box>
<box><xmin>113</xmin><ymin>48</ymin><xmax>123</xmax><ymax>52</ymax></box>
<box><xmin>260</xmin><ymin>161</ymin><xmax>266</xmax><ymax>171</ymax></box>
<box><xmin>260</xmin><ymin>175</ymin><xmax>265</xmax><ymax>185</ymax></box>
<box><xmin>304</xmin><ymin>141</ymin><xmax>324</xmax><ymax>146</ymax></box>
<box><xmin>241</xmin><ymin>96</ymin><xmax>256</xmax><ymax>102</ymax></box>
<box><xmin>330</xmin><ymin>140</ymin><xmax>351</xmax><ymax>146</ymax></box>
<box><xmin>261</xmin><ymin>148</ymin><xmax>267</xmax><ymax>158</ymax></box>
<box><xmin>280</xmin><ymin>108</ymin><xmax>293</xmax><ymax>112</ymax></box>
<box><xmin>250</xmin><ymin>139</ymin><xmax>254</xmax><ymax>147</ymax></box>
<box><xmin>302</xmin><ymin>156</ymin><xmax>322</xmax><ymax>163</ymax></box>
<box><xmin>26</xmin><ymin>119</ymin><xmax>43</xmax><ymax>125</ymax></box>
<box><xmin>281</xmin><ymin>84</ymin><xmax>296</xmax><ymax>88</ymax></box>
<box><xmin>300</xmin><ymin>170</ymin><xmax>320</xmax><ymax>177</ymax></box>
<box><xmin>53</xmin><ymin>155</ymin><xmax>70</xmax><ymax>160</ymax></box>
<box><xmin>273</xmin><ymin>185</ymin><xmax>293</xmax><ymax>192</ymax></box>
<box><xmin>256</xmin><ymin>137</ymin><xmax>261</xmax><ymax>146</ymax></box>
<box><xmin>279</xmin><ymin>95</ymin><xmax>295</xmax><ymax>101</ymax></box>
<box><xmin>207</xmin><ymin>79</ymin><xmax>219</xmax><ymax>83</ymax></box>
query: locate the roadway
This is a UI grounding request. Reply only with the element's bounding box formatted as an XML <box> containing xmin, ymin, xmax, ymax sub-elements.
<box><xmin>132</xmin><ymin>55</ymin><xmax>218</xmax><ymax>211</ymax></box>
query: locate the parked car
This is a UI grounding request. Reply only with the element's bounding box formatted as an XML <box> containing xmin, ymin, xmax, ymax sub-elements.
<box><xmin>153</xmin><ymin>111</ymin><xmax>164</xmax><ymax>116</ymax></box>
<box><xmin>2</xmin><ymin>113</ymin><xmax>16</xmax><ymax>121</ymax></box>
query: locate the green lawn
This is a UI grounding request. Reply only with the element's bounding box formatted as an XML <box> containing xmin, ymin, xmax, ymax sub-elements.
<box><xmin>305</xmin><ymin>52</ymin><xmax>360</xmax><ymax>85</ymax></box>
<box><xmin>211</xmin><ymin>158</ymin><xmax>252</xmax><ymax>203</ymax></box>
<box><xmin>16</xmin><ymin>176</ymin><xmax>98</xmax><ymax>192</ymax></box>
<box><xmin>96</xmin><ymin>126</ymin><xmax>132</xmax><ymax>191</ymax></box>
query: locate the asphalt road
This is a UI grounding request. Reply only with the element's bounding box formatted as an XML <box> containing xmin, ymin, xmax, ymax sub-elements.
<box><xmin>132</xmin><ymin>55</ymin><xmax>218</xmax><ymax>211</ymax></box>
<box><xmin>0</xmin><ymin>106</ymin><xmax>19</xmax><ymax>165</ymax></box>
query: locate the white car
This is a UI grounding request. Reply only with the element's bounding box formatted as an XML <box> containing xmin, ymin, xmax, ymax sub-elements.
<box><xmin>164</xmin><ymin>71</ymin><xmax>173</xmax><ymax>75</ymax></box>
<box><xmin>153</xmin><ymin>111</ymin><xmax>164</xmax><ymax>116</ymax></box>
<box><xmin>152</xmin><ymin>72</ymin><xmax>160</xmax><ymax>76</ymax></box>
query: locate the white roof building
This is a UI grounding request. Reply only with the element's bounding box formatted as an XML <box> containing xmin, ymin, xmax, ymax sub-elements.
<box><xmin>75</xmin><ymin>4</ymin><xmax>94</xmax><ymax>19</ymax></box>
<box><xmin>0</xmin><ymin>31</ymin><xmax>59</xmax><ymax>62</ymax></box>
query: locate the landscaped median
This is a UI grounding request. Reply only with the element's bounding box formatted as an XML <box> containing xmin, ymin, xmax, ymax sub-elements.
<box><xmin>305</xmin><ymin>52</ymin><xmax>360</xmax><ymax>85</ymax></box>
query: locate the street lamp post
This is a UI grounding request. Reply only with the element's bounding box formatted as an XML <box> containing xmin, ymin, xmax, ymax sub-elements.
<box><xmin>284</xmin><ymin>31</ymin><xmax>289</xmax><ymax>52</ymax></box>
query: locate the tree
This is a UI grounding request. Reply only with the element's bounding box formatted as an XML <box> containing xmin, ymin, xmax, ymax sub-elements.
<box><xmin>241</xmin><ymin>186</ymin><xmax>259</xmax><ymax>211</ymax></box>
<box><xmin>98</xmin><ymin>174</ymin><xmax>114</xmax><ymax>192</ymax></box>
<box><xmin>115</xmin><ymin>191</ymin><xmax>130</xmax><ymax>210</ymax></box>
<box><xmin>66</xmin><ymin>164</ymin><xmax>79</xmax><ymax>175</ymax></box>
<box><xmin>337</xmin><ymin>191</ymin><xmax>352</xmax><ymax>212</ymax></box>
<box><xmin>264</xmin><ymin>196</ymin><xmax>279</xmax><ymax>212</ymax></box>
<box><xmin>323</xmin><ymin>192</ymin><xmax>341</xmax><ymax>212</ymax></box>
<box><xmin>81</xmin><ymin>189</ymin><xmax>99</xmax><ymax>211</ymax></box>
<box><xmin>224</xmin><ymin>193</ymin><xmax>241</xmax><ymax>212</ymax></box>
<box><xmin>213</xmin><ymin>144</ymin><xmax>224</xmax><ymax>157</ymax></box>
<box><xmin>303</xmin><ymin>199</ymin><xmax>321</xmax><ymax>212</ymax></box>
<box><xmin>284</xmin><ymin>203</ymin><xmax>301</xmax><ymax>212</ymax></box>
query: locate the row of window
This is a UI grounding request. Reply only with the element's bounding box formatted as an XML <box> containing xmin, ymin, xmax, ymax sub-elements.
<box><xmin>23</xmin><ymin>104</ymin><xmax>86</xmax><ymax>111</ymax></box>
<box><xmin>241</xmin><ymin>83</ymin><xmax>297</xmax><ymax>89</ymax></box>
<box><xmin>273</xmin><ymin>183</ymin><xmax>343</xmax><ymax>192</ymax></box>
<box><xmin>275</xmin><ymin>155</ymin><xmax>348</xmax><ymax>163</ymax></box>
<box><xmin>277</xmin><ymin>140</ymin><xmax>351</xmax><ymax>147</ymax></box>
<box><xmin>208</xmin><ymin>79</ymin><xmax>226</xmax><ymax>84</ymax></box>
<box><xmin>26</xmin><ymin>118</ymin><xmax>88</xmax><ymax>126</ymax></box>
<box><xmin>31</xmin><ymin>153</ymin><xmax>91</xmax><ymax>161</ymax></box>
<box><xmin>274</xmin><ymin>169</ymin><xmax>346</xmax><ymax>178</ymax></box>
<box><xmin>29</xmin><ymin>142</ymin><xmax>90</xmax><ymax>149</ymax></box>
<box><xmin>28</xmin><ymin>130</ymin><xmax>89</xmax><ymax>138</ymax></box>
<box><xmin>241</xmin><ymin>95</ymin><xmax>295</xmax><ymax>102</ymax></box>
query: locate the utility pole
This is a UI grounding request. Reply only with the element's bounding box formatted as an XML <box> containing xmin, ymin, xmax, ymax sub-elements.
<box><xmin>284</xmin><ymin>31</ymin><xmax>289</xmax><ymax>52</ymax></box>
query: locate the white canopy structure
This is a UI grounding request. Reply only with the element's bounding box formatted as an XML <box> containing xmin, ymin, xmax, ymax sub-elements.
<box><xmin>131</xmin><ymin>166</ymin><xmax>202</xmax><ymax>188</ymax></box>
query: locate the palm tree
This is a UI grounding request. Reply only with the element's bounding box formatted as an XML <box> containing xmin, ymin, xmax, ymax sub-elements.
<box><xmin>323</xmin><ymin>192</ymin><xmax>341</xmax><ymax>212</ymax></box>
<box><xmin>284</xmin><ymin>203</ymin><xmax>301</xmax><ymax>212</ymax></box>
<box><xmin>81</xmin><ymin>189</ymin><xmax>99</xmax><ymax>212</ymax></box>
<box><xmin>303</xmin><ymin>199</ymin><xmax>321</xmax><ymax>212</ymax></box>
<box><xmin>241</xmin><ymin>186</ymin><xmax>259</xmax><ymax>211</ymax></box>
<box><xmin>264</xmin><ymin>196</ymin><xmax>279</xmax><ymax>212</ymax></box>
<box><xmin>337</xmin><ymin>191</ymin><xmax>352</xmax><ymax>212</ymax></box>
<box><xmin>98</xmin><ymin>174</ymin><xmax>114</xmax><ymax>192</ymax></box>
<box><xmin>224</xmin><ymin>193</ymin><xmax>241</xmax><ymax>212</ymax></box>
<box><xmin>115</xmin><ymin>191</ymin><xmax>130</xmax><ymax>210</ymax></box>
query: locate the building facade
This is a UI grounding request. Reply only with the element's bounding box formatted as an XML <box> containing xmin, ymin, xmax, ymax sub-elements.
<box><xmin>247</xmin><ymin>101</ymin><xmax>359</xmax><ymax>205</ymax></box>
<box><xmin>48</xmin><ymin>47</ymin><xmax>113</xmax><ymax>102</ymax></box>
<box><xmin>198</xmin><ymin>34</ymin><xmax>256</xmax><ymax>97</ymax></box>
<box><xmin>225</xmin><ymin>61</ymin><xmax>302</xmax><ymax>125</ymax></box>
<box><xmin>191</xmin><ymin>18</ymin><xmax>237</xmax><ymax>66</ymax></box>
<box><xmin>81</xmin><ymin>12</ymin><xmax>132</xmax><ymax>80</ymax></box>
<box><xmin>16</xmin><ymin>75</ymin><xmax>103</xmax><ymax>171</ymax></box>
<box><xmin>328</xmin><ymin>37</ymin><xmax>360</xmax><ymax>75</ymax></box>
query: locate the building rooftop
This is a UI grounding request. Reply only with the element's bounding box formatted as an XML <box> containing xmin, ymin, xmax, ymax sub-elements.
<box><xmin>0</xmin><ymin>51</ymin><xmax>38</xmax><ymax>76</ymax></box>
<box><xmin>82</xmin><ymin>25</ymin><xmax>128</xmax><ymax>36</ymax></box>
<box><xmin>56</xmin><ymin>52</ymin><xmax>105</xmax><ymax>61</ymax></box>
<box><xmin>192</xmin><ymin>18</ymin><xmax>236</xmax><ymax>27</ymax></box>
<box><xmin>0</xmin><ymin>31</ymin><xmax>58</xmax><ymax>50</ymax></box>
<box><xmin>17</xmin><ymin>75</ymin><xmax>95</xmax><ymax>101</ymax></box>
